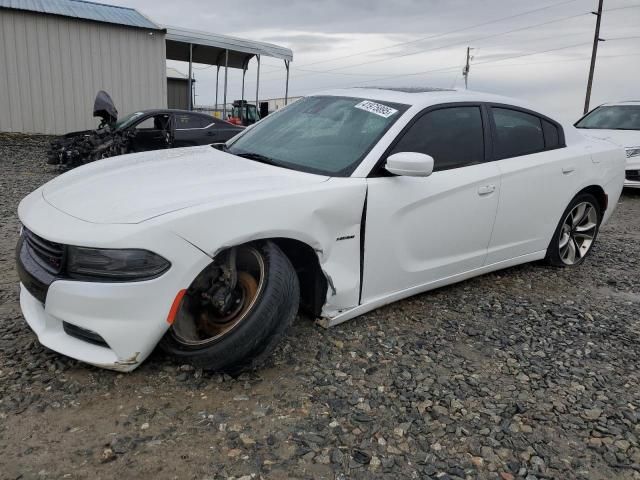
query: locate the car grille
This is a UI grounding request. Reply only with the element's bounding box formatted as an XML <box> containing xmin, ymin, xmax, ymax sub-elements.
<box><xmin>627</xmin><ymin>170</ymin><xmax>640</xmax><ymax>182</ymax></box>
<box><xmin>23</xmin><ymin>228</ymin><xmax>65</xmax><ymax>274</ymax></box>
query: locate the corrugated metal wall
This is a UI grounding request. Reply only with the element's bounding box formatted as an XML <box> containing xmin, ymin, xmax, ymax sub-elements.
<box><xmin>167</xmin><ymin>78</ymin><xmax>189</xmax><ymax>110</ymax></box>
<box><xmin>0</xmin><ymin>9</ymin><xmax>167</xmax><ymax>134</ymax></box>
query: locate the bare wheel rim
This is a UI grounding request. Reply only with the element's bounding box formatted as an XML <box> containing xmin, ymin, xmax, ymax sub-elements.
<box><xmin>170</xmin><ymin>246</ymin><xmax>266</xmax><ymax>347</ymax></box>
<box><xmin>559</xmin><ymin>201</ymin><xmax>598</xmax><ymax>265</ymax></box>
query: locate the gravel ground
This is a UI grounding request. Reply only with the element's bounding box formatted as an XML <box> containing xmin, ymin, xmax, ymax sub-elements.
<box><xmin>0</xmin><ymin>134</ymin><xmax>639</xmax><ymax>480</ymax></box>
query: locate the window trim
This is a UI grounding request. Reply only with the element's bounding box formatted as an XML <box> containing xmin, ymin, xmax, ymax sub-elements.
<box><xmin>486</xmin><ymin>103</ymin><xmax>566</xmax><ymax>161</ymax></box>
<box><xmin>368</xmin><ymin>102</ymin><xmax>491</xmax><ymax>177</ymax></box>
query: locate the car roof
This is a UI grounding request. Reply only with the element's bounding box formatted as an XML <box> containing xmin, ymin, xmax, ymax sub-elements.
<box><xmin>136</xmin><ymin>109</ymin><xmax>215</xmax><ymax>117</ymax></box>
<box><xmin>311</xmin><ymin>86</ymin><xmax>546</xmax><ymax>114</ymax></box>
<box><xmin>125</xmin><ymin>109</ymin><xmax>242</xmax><ymax>127</ymax></box>
<box><xmin>598</xmin><ymin>100</ymin><xmax>640</xmax><ymax>107</ymax></box>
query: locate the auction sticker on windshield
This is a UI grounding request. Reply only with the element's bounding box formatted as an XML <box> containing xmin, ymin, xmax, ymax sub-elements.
<box><xmin>355</xmin><ymin>100</ymin><xmax>398</xmax><ymax>118</ymax></box>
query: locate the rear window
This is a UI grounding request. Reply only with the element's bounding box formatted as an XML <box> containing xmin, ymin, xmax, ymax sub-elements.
<box><xmin>542</xmin><ymin>120</ymin><xmax>560</xmax><ymax>149</ymax></box>
<box><xmin>492</xmin><ymin>108</ymin><xmax>545</xmax><ymax>159</ymax></box>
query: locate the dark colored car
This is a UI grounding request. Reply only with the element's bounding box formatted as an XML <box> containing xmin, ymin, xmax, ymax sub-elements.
<box><xmin>47</xmin><ymin>91</ymin><xmax>245</xmax><ymax>169</ymax></box>
<box><xmin>121</xmin><ymin>109</ymin><xmax>245</xmax><ymax>151</ymax></box>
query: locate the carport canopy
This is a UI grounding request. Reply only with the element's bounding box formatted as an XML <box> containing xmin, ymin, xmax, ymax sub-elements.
<box><xmin>164</xmin><ymin>25</ymin><xmax>293</xmax><ymax>116</ymax></box>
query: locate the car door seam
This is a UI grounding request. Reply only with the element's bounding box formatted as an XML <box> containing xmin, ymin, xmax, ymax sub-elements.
<box><xmin>358</xmin><ymin>185</ymin><xmax>368</xmax><ymax>305</ymax></box>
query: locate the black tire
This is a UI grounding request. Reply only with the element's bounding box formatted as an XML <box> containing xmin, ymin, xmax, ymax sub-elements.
<box><xmin>159</xmin><ymin>241</ymin><xmax>300</xmax><ymax>373</ymax></box>
<box><xmin>545</xmin><ymin>193</ymin><xmax>602</xmax><ymax>267</ymax></box>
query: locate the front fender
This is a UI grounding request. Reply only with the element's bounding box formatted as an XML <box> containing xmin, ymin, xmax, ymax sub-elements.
<box><xmin>155</xmin><ymin>178</ymin><xmax>368</xmax><ymax>316</ymax></box>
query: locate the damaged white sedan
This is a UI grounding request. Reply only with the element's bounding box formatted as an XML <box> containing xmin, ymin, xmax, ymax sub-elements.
<box><xmin>17</xmin><ymin>87</ymin><xmax>625</xmax><ymax>372</ymax></box>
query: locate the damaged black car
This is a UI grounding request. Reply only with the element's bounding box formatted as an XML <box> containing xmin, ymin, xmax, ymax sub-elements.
<box><xmin>47</xmin><ymin>91</ymin><xmax>245</xmax><ymax>168</ymax></box>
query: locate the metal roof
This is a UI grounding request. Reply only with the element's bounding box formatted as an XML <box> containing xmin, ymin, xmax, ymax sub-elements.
<box><xmin>0</xmin><ymin>0</ymin><xmax>161</xmax><ymax>30</ymax></box>
<box><xmin>165</xmin><ymin>25</ymin><xmax>293</xmax><ymax>69</ymax></box>
<box><xmin>166</xmin><ymin>67</ymin><xmax>189</xmax><ymax>80</ymax></box>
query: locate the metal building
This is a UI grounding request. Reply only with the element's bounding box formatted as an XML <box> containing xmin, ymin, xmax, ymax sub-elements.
<box><xmin>0</xmin><ymin>0</ymin><xmax>293</xmax><ymax>135</ymax></box>
<box><xmin>166</xmin><ymin>67</ymin><xmax>191</xmax><ymax>110</ymax></box>
<box><xmin>0</xmin><ymin>0</ymin><xmax>167</xmax><ymax>135</ymax></box>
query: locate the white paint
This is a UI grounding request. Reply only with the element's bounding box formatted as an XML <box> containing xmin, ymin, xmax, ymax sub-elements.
<box><xmin>17</xmin><ymin>88</ymin><xmax>626</xmax><ymax>370</ymax></box>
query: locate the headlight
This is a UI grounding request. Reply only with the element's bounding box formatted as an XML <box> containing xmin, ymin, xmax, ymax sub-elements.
<box><xmin>66</xmin><ymin>247</ymin><xmax>170</xmax><ymax>281</ymax></box>
<box><xmin>626</xmin><ymin>147</ymin><xmax>640</xmax><ymax>159</ymax></box>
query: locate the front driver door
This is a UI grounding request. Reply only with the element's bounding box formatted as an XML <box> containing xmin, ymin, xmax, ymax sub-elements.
<box><xmin>361</xmin><ymin>104</ymin><xmax>501</xmax><ymax>303</ymax></box>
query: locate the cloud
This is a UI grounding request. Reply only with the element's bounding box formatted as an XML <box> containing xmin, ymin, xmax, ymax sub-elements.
<box><xmin>101</xmin><ymin>0</ymin><xmax>640</xmax><ymax>121</ymax></box>
<box><xmin>261</xmin><ymin>33</ymin><xmax>350</xmax><ymax>53</ymax></box>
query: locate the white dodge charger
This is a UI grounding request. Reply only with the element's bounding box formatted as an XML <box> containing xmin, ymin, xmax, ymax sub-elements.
<box><xmin>16</xmin><ymin>88</ymin><xmax>626</xmax><ymax>372</ymax></box>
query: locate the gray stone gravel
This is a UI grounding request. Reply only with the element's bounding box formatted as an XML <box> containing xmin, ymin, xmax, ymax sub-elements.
<box><xmin>0</xmin><ymin>134</ymin><xmax>639</xmax><ymax>480</ymax></box>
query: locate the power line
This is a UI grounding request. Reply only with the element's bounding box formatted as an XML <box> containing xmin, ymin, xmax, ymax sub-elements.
<box><xmin>291</xmin><ymin>0</ymin><xmax>581</xmax><ymax>69</ymax></box>
<box><xmin>260</xmin><ymin>10</ymin><xmax>592</xmax><ymax>84</ymax></box>
<box><xmin>186</xmin><ymin>3</ymin><xmax>638</xmax><ymax>77</ymax></box>
<box><xmin>293</xmin><ymin>41</ymin><xmax>593</xmax><ymax>94</ymax></box>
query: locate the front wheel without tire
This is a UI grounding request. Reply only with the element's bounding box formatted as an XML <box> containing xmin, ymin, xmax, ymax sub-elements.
<box><xmin>159</xmin><ymin>241</ymin><xmax>300</xmax><ymax>373</ymax></box>
<box><xmin>545</xmin><ymin>193</ymin><xmax>601</xmax><ymax>267</ymax></box>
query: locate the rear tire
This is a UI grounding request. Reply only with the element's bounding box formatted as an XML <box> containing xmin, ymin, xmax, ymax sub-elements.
<box><xmin>159</xmin><ymin>241</ymin><xmax>300</xmax><ymax>373</ymax></box>
<box><xmin>545</xmin><ymin>193</ymin><xmax>601</xmax><ymax>267</ymax></box>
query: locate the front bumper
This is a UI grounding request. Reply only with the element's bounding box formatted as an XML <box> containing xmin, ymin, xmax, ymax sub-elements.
<box><xmin>16</xmin><ymin>193</ymin><xmax>212</xmax><ymax>372</ymax></box>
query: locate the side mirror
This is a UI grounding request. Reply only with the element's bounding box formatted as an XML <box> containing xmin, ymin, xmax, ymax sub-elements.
<box><xmin>385</xmin><ymin>152</ymin><xmax>434</xmax><ymax>177</ymax></box>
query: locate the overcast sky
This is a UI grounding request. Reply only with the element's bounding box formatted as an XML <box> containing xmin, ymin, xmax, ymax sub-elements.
<box><xmin>103</xmin><ymin>0</ymin><xmax>639</xmax><ymax>121</ymax></box>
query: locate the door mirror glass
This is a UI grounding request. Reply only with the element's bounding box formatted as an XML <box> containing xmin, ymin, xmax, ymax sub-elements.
<box><xmin>385</xmin><ymin>152</ymin><xmax>434</xmax><ymax>177</ymax></box>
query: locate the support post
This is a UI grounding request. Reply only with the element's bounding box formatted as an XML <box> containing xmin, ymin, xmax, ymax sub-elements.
<box><xmin>187</xmin><ymin>43</ymin><xmax>193</xmax><ymax>110</ymax></box>
<box><xmin>223</xmin><ymin>49</ymin><xmax>229</xmax><ymax>119</ymax></box>
<box><xmin>584</xmin><ymin>0</ymin><xmax>604</xmax><ymax>114</ymax></box>
<box><xmin>215</xmin><ymin>66</ymin><xmax>220</xmax><ymax>114</ymax></box>
<box><xmin>255</xmin><ymin>55</ymin><xmax>261</xmax><ymax>120</ymax></box>
<box><xmin>241</xmin><ymin>67</ymin><xmax>246</xmax><ymax>123</ymax></box>
<box><xmin>284</xmin><ymin>60</ymin><xmax>290</xmax><ymax>106</ymax></box>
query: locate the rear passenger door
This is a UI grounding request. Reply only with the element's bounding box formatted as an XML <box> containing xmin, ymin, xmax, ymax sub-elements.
<box><xmin>485</xmin><ymin>105</ymin><xmax>581</xmax><ymax>264</ymax></box>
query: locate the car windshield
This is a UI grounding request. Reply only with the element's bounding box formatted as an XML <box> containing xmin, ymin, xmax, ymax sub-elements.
<box><xmin>576</xmin><ymin>105</ymin><xmax>640</xmax><ymax>130</ymax></box>
<box><xmin>226</xmin><ymin>96</ymin><xmax>409</xmax><ymax>176</ymax></box>
<box><xmin>114</xmin><ymin>111</ymin><xmax>145</xmax><ymax>130</ymax></box>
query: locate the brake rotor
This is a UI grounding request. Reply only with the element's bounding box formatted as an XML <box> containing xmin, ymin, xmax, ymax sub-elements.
<box><xmin>197</xmin><ymin>271</ymin><xmax>259</xmax><ymax>337</ymax></box>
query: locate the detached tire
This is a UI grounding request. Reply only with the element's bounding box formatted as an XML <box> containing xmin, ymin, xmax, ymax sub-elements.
<box><xmin>545</xmin><ymin>193</ymin><xmax>602</xmax><ymax>267</ymax></box>
<box><xmin>159</xmin><ymin>241</ymin><xmax>300</xmax><ymax>373</ymax></box>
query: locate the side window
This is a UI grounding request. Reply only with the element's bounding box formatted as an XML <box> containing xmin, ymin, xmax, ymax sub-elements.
<box><xmin>135</xmin><ymin>114</ymin><xmax>170</xmax><ymax>130</ymax></box>
<box><xmin>542</xmin><ymin>119</ymin><xmax>560</xmax><ymax>149</ymax></box>
<box><xmin>134</xmin><ymin>116</ymin><xmax>155</xmax><ymax>130</ymax></box>
<box><xmin>492</xmin><ymin>108</ymin><xmax>544</xmax><ymax>159</ymax></box>
<box><xmin>390</xmin><ymin>106</ymin><xmax>484</xmax><ymax>171</ymax></box>
<box><xmin>175</xmin><ymin>114</ymin><xmax>211</xmax><ymax>129</ymax></box>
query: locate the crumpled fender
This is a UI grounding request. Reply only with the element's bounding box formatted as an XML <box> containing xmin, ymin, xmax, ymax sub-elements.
<box><xmin>156</xmin><ymin>177</ymin><xmax>368</xmax><ymax>317</ymax></box>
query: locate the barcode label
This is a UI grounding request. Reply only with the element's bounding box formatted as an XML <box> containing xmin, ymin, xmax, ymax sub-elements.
<box><xmin>354</xmin><ymin>100</ymin><xmax>398</xmax><ymax>118</ymax></box>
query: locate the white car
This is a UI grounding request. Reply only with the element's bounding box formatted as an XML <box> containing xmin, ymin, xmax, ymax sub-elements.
<box><xmin>16</xmin><ymin>88</ymin><xmax>626</xmax><ymax>372</ymax></box>
<box><xmin>576</xmin><ymin>101</ymin><xmax>640</xmax><ymax>188</ymax></box>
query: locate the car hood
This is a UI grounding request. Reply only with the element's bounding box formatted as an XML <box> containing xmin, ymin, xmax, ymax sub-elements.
<box><xmin>578</xmin><ymin>128</ymin><xmax>640</xmax><ymax>148</ymax></box>
<box><xmin>42</xmin><ymin>146</ymin><xmax>329</xmax><ymax>224</ymax></box>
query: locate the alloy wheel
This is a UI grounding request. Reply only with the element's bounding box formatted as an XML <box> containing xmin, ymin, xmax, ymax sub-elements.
<box><xmin>559</xmin><ymin>201</ymin><xmax>598</xmax><ymax>265</ymax></box>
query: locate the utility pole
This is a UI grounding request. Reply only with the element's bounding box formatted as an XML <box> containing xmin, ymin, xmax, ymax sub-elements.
<box><xmin>584</xmin><ymin>0</ymin><xmax>604</xmax><ymax>114</ymax></box>
<box><xmin>463</xmin><ymin>47</ymin><xmax>474</xmax><ymax>89</ymax></box>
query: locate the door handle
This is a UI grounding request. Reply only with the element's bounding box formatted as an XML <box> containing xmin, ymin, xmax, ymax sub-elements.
<box><xmin>562</xmin><ymin>166</ymin><xmax>575</xmax><ymax>174</ymax></box>
<box><xmin>478</xmin><ymin>184</ymin><xmax>496</xmax><ymax>196</ymax></box>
